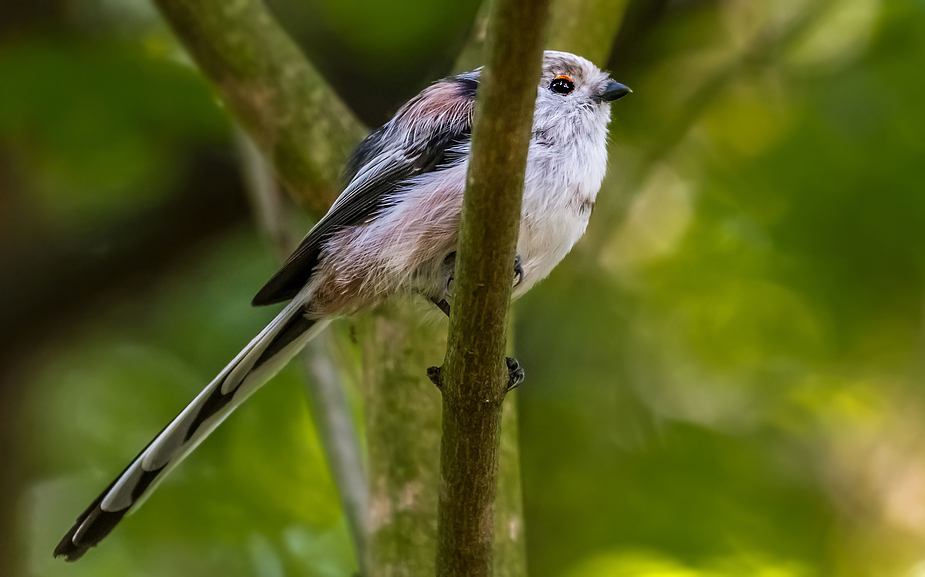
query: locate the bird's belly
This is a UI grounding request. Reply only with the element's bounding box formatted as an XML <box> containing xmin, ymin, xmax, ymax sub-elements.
<box><xmin>513</xmin><ymin>204</ymin><xmax>590</xmax><ymax>298</ymax></box>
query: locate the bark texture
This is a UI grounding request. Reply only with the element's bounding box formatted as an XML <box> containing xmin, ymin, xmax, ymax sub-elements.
<box><xmin>434</xmin><ymin>0</ymin><xmax>551</xmax><ymax>575</ymax></box>
<box><xmin>153</xmin><ymin>0</ymin><xmax>367</xmax><ymax>217</ymax></box>
<box><xmin>359</xmin><ymin>305</ymin><xmax>445</xmax><ymax>576</ymax></box>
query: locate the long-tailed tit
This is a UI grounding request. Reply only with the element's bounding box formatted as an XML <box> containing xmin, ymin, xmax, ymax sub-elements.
<box><xmin>54</xmin><ymin>50</ymin><xmax>631</xmax><ymax>561</ymax></box>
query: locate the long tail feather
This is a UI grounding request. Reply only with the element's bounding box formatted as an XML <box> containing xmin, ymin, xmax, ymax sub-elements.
<box><xmin>54</xmin><ymin>303</ymin><xmax>328</xmax><ymax>561</ymax></box>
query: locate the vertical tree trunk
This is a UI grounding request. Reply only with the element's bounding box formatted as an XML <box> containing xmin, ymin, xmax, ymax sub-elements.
<box><xmin>360</xmin><ymin>304</ymin><xmax>444</xmax><ymax>576</ymax></box>
<box><xmin>494</xmin><ymin>386</ymin><xmax>527</xmax><ymax>577</ymax></box>
<box><xmin>433</xmin><ymin>0</ymin><xmax>550</xmax><ymax>571</ymax></box>
<box><xmin>359</xmin><ymin>304</ymin><xmax>527</xmax><ymax>577</ymax></box>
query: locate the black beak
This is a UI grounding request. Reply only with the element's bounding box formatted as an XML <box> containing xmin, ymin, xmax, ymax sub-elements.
<box><xmin>601</xmin><ymin>79</ymin><xmax>632</xmax><ymax>102</ymax></box>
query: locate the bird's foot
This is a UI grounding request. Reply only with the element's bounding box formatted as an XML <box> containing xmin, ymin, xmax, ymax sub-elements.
<box><xmin>432</xmin><ymin>298</ymin><xmax>451</xmax><ymax>317</ymax></box>
<box><xmin>442</xmin><ymin>251</ymin><xmax>456</xmax><ymax>303</ymax></box>
<box><xmin>513</xmin><ymin>254</ymin><xmax>524</xmax><ymax>287</ymax></box>
<box><xmin>441</xmin><ymin>253</ymin><xmax>522</xmax><ymax>306</ymax></box>
<box><xmin>426</xmin><ymin>358</ymin><xmax>523</xmax><ymax>392</ymax></box>
<box><xmin>427</xmin><ymin>365</ymin><xmax>443</xmax><ymax>388</ymax></box>
<box><xmin>506</xmin><ymin>356</ymin><xmax>525</xmax><ymax>391</ymax></box>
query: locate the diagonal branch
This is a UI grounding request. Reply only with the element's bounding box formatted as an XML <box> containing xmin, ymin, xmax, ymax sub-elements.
<box><xmin>236</xmin><ymin>130</ymin><xmax>369</xmax><ymax>575</ymax></box>
<box><xmin>547</xmin><ymin>0</ymin><xmax>629</xmax><ymax>66</ymax></box>
<box><xmin>583</xmin><ymin>0</ymin><xmax>836</xmax><ymax>254</ymax></box>
<box><xmin>153</xmin><ymin>0</ymin><xmax>368</xmax><ymax>216</ymax></box>
<box><xmin>153</xmin><ymin>2</ymin><xmax>374</xmax><ymax>568</ymax></box>
<box><xmin>435</xmin><ymin>0</ymin><xmax>551</xmax><ymax>575</ymax></box>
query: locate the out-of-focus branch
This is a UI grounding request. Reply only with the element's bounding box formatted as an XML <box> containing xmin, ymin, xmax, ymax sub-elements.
<box><xmin>150</xmin><ymin>0</ymin><xmax>374</xmax><ymax>563</ymax></box>
<box><xmin>358</xmin><ymin>307</ymin><xmax>445</xmax><ymax>576</ymax></box>
<box><xmin>236</xmin><ymin>131</ymin><xmax>369</xmax><ymax>575</ymax></box>
<box><xmin>434</xmin><ymin>0</ymin><xmax>551</xmax><ymax>575</ymax></box>
<box><xmin>584</xmin><ymin>0</ymin><xmax>837</xmax><ymax>254</ymax></box>
<box><xmin>236</xmin><ymin>129</ymin><xmax>300</xmax><ymax>252</ymax></box>
<box><xmin>458</xmin><ymin>0</ymin><xmax>627</xmax><ymax>73</ymax></box>
<box><xmin>300</xmin><ymin>335</ymin><xmax>369</xmax><ymax>575</ymax></box>
<box><xmin>454</xmin><ymin>2</ymin><xmax>491</xmax><ymax>73</ymax></box>
<box><xmin>152</xmin><ymin>2</ymin><xmax>375</xmax><ymax>569</ymax></box>
<box><xmin>547</xmin><ymin>0</ymin><xmax>630</xmax><ymax>66</ymax></box>
<box><xmin>153</xmin><ymin>0</ymin><xmax>367</xmax><ymax>217</ymax></box>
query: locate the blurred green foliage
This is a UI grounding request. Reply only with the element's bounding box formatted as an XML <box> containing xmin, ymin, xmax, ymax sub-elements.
<box><xmin>0</xmin><ymin>38</ymin><xmax>227</xmax><ymax>232</ymax></box>
<box><xmin>4</xmin><ymin>0</ymin><xmax>925</xmax><ymax>576</ymax></box>
<box><xmin>23</xmin><ymin>233</ymin><xmax>355</xmax><ymax>577</ymax></box>
<box><xmin>518</xmin><ymin>1</ymin><xmax>925</xmax><ymax>576</ymax></box>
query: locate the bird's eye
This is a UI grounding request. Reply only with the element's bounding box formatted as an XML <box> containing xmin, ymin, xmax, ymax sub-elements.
<box><xmin>550</xmin><ymin>75</ymin><xmax>574</xmax><ymax>95</ymax></box>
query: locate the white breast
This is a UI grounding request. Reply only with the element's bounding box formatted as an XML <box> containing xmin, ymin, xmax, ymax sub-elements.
<box><xmin>513</xmin><ymin>107</ymin><xmax>610</xmax><ymax>298</ymax></box>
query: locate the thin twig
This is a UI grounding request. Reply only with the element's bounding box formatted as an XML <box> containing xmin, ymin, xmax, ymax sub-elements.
<box><xmin>236</xmin><ymin>130</ymin><xmax>370</xmax><ymax>575</ymax></box>
<box><xmin>299</xmin><ymin>333</ymin><xmax>369</xmax><ymax>575</ymax></box>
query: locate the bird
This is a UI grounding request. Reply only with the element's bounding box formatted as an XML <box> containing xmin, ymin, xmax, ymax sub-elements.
<box><xmin>54</xmin><ymin>50</ymin><xmax>631</xmax><ymax>561</ymax></box>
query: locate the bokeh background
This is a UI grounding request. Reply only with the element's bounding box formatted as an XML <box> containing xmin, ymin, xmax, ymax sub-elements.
<box><xmin>3</xmin><ymin>0</ymin><xmax>925</xmax><ymax>575</ymax></box>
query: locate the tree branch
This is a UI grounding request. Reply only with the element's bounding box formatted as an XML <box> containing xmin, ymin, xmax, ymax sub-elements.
<box><xmin>454</xmin><ymin>2</ymin><xmax>491</xmax><ymax>73</ymax></box>
<box><xmin>153</xmin><ymin>0</ymin><xmax>367</xmax><ymax>216</ymax></box>
<box><xmin>435</xmin><ymin>0</ymin><xmax>551</xmax><ymax>575</ymax></box>
<box><xmin>582</xmin><ymin>0</ymin><xmax>836</xmax><ymax>255</ymax></box>
<box><xmin>236</xmin><ymin>130</ymin><xmax>370</xmax><ymax>575</ymax></box>
<box><xmin>547</xmin><ymin>0</ymin><xmax>629</xmax><ymax>66</ymax></box>
<box><xmin>149</xmin><ymin>3</ymin><xmax>450</xmax><ymax>575</ymax></box>
<box><xmin>358</xmin><ymin>306</ymin><xmax>445</xmax><ymax>576</ymax></box>
<box><xmin>152</xmin><ymin>2</ymin><xmax>377</xmax><ymax>566</ymax></box>
<box><xmin>300</xmin><ymin>334</ymin><xmax>370</xmax><ymax>574</ymax></box>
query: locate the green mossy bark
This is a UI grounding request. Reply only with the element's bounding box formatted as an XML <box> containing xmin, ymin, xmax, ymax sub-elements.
<box><xmin>355</xmin><ymin>303</ymin><xmax>527</xmax><ymax>577</ymax></box>
<box><xmin>434</xmin><ymin>0</ymin><xmax>551</xmax><ymax>575</ymax></box>
<box><xmin>357</xmin><ymin>304</ymin><xmax>444</xmax><ymax>576</ymax></box>
<box><xmin>547</xmin><ymin>0</ymin><xmax>629</xmax><ymax>66</ymax></box>
<box><xmin>154</xmin><ymin>0</ymin><xmax>367</xmax><ymax>217</ymax></box>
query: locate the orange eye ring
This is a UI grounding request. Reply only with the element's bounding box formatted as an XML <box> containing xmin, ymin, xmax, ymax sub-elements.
<box><xmin>550</xmin><ymin>74</ymin><xmax>575</xmax><ymax>95</ymax></box>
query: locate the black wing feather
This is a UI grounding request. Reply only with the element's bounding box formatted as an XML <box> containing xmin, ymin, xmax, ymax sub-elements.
<box><xmin>252</xmin><ymin>73</ymin><xmax>478</xmax><ymax>307</ymax></box>
<box><xmin>251</xmin><ymin>160</ymin><xmax>414</xmax><ymax>306</ymax></box>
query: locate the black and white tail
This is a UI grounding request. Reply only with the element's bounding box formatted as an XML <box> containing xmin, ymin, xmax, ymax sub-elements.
<box><xmin>54</xmin><ymin>302</ymin><xmax>328</xmax><ymax>561</ymax></box>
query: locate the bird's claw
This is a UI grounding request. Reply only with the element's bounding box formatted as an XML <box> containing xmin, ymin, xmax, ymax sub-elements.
<box><xmin>513</xmin><ymin>254</ymin><xmax>524</xmax><ymax>287</ymax></box>
<box><xmin>427</xmin><ymin>365</ymin><xmax>442</xmax><ymax>388</ymax></box>
<box><xmin>428</xmin><ymin>359</ymin><xmax>522</xmax><ymax>392</ymax></box>
<box><xmin>442</xmin><ymin>252</ymin><xmax>456</xmax><ymax>302</ymax></box>
<box><xmin>506</xmin><ymin>356</ymin><xmax>525</xmax><ymax>391</ymax></box>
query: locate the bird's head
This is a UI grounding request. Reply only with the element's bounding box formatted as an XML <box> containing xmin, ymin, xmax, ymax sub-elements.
<box><xmin>535</xmin><ymin>50</ymin><xmax>630</xmax><ymax>119</ymax></box>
